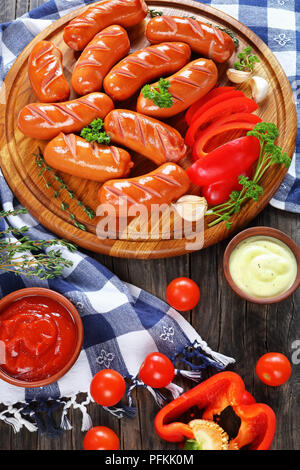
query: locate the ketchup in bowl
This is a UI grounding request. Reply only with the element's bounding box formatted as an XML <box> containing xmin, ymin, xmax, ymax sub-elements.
<box><xmin>0</xmin><ymin>295</ymin><xmax>78</xmax><ymax>383</ymax></box>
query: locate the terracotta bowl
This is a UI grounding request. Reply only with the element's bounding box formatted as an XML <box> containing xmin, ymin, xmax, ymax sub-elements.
<box><xmin>0</xmin><ymin>287</ymin><xmax>84</xmax><ymax>388</ymax></box>
<box><xmin>223</xmin><ymin>227</ymin><xmax>300</xmax><ymax>304</ymax></box>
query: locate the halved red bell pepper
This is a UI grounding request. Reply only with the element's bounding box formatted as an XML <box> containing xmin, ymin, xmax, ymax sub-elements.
<box><xmin>187</xmin><ymin>135</ymin><xmax>260</xmax><ymax>187</ymax></box>
<box><xmin>185</xmin><ymin>86</ymin><xmax>235</xmax><ymax>125</ymax></box>
<box><xmin>202</xmin><ymin>164</ymin><xmax>254</xmax><ymax>206</ymax></box>
<box><xmin>192</xmin><ymin>113</ymin><xmax>262</xmax><ymax>160</ymax></box>
<box><xmin>185</xmin><ymin>97</ymin><xmax>258</xmax><ymax>147</ymax></box>
<box><xmin>154</xmin><ymin>371</ymin><xmax>276</xmax><ymax>450</ymax></box>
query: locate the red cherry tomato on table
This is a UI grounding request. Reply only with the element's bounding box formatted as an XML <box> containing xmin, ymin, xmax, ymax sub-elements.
<box><xmin>83</xmin><ymin>426</ymin><xmax>119</xmax><ymax>450</ymax></box>
<box><xmin>256</xmin><ymin>353</ymin><xmax>292</xmax><ymax>387</ymax></box>
<box><xmin>139</xmin><ymin>352</ymin><xmax>175</xmax><ymax>388</ymax></box>
<box><xmin>166</xmin><ymin>277</ymin><xmax>200</xmax><ymax>311</ymax></box>
<box><xmin>90</xmin><ymin>369</ymin><xmax>126</xmax><ymax>407</ymax></box>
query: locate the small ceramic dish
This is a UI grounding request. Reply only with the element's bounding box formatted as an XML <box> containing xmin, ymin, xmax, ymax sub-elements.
<box><xmin>223</xmin><ymin>227</ymin><xmax>300</xmax><ymax>304</ymax></box>
<box><xmin>0</xmin><ymin>287</ymin><xmax>83</xmax><ymax>388</ymax></box>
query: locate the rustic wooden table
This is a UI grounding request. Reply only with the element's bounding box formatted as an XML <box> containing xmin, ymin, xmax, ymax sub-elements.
<box><xmin>0</xmin><ymin>0</ymin><xmax>299</xmax><ymax>451</ymax></box>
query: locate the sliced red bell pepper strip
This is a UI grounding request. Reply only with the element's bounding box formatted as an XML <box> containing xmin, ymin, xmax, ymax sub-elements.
<box><xmin>154</xmin><ymin>371</ymin><xmax>276</xmax><ymax>450</ymax></box>
<box><xmin>201</xmin><ymin>164</ymin><xmax>254</xmax><ymax>206</ymax></box>
<box><xmin>187</xmin><ymin>90</ymin><xmax>245</xmax><ymax>127</ymax></box>
<box><xmin>185</xmin><ymin>97</ymin><xmax>258</xmax><ymax>147</ymax></box>
<box><xmin>187</xmin><ymin>135</ymin><xmax>260</xmax><ymax>187</ymax></box>
<box><xmin>185</xmin><ymin>86</ymin><xmax>235</xmax><ymax>125</ymax></box>
<box><xmin>192</xmin><ymin>113</ymin><xmax>262</xmax><ymax>160</ymax></box>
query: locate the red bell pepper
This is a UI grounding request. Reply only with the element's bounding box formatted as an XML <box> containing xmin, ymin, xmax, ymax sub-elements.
<box><xmin>202</xmin><ymin>164</ymin><xmax>254</xmax><ymax>206</ymax></box>
<box><xmin>154</xmin><ymin>372</ymin><xmax>276</xmax><ymax>450</ymax></box>
<box><xmin>187</xmin><ymin>135</ymin><xmax>260</xmax><ymax>187</ymax></box>
<box><xmin>187</xmin><ymin>90</ymin><xmax>245</xmax><ymax>127</ymax></box>
<box><xmin>192</xmin><ymin>113</ymin><xmax>262</xmax><ymax>160</ymax></box>
<box><xmin>185</xmin><ymin>86</ymin><xmax>235</xmax><ymax>125</ymax></box>
<box><xmin>185</xmin><ymin>97</ymin><xmax>258</xmax><ymax>147</ymax></box>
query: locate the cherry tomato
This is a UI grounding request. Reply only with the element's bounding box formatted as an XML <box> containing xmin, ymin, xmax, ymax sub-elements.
<box><xmin>256</xmin><ymin>353</ymin><xmax>292</xmax><ymax>387</ymax></box>
<box><xmin>139</xmin><ymin>352</ymin><xmax>175</xmax><ymax>388</ymax></box>
<box><xmin>166</xmin><ymin>277</ymin><xmax>200</xmax><ymax>311</ymax></box>
<box><xmin>90</xmin><ymin>369</ymin><xmax>126</xmax><ymax>407</ymax></box>
<box><xmin>83</xmin><ymin>426</ymin><xmax>119</xmax><ymax>450</ymax></box>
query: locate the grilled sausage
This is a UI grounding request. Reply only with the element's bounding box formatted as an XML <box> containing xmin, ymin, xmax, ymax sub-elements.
<box><xmin>71</xmin><ymin>25</ymin><xmax>130</xmax><ymax>96</ymax></box>
<box><xmin>99</xmin><ymin>163</ymin><xmax>190</xmax><ymax>216</ymax></box>
<box><xmin>137</xmin><ymin>58</ymin><xmax>218</xmax><ymax>118</ymax></box>
<box><xmin>17</xmin><ymin>93</ymin><xmax>114</xmax><ymax>140</ymax></box>
<box><xmin>44</xmin><ymin>133</ymin><xmax>133</xmax><ymax>182</ymax></box>
<box><xmin>64</xmin><ymin>0</ymin><xmax>148</xmax><ymax>51</ymax></box>
<box><xmin>28</xmin><ymin>41</ymin><xmax>70</xmax><ymax>102</ymax></box>
<box><xmin>103</xmin><ymin>42</ymin><xmax>191</xmax><ymax>101</ymax></box>
<box><xmin>104</xmin><ymin>110</ymin><xmax>187</xmax><ymax>165</ymax></box>
<box><xmin>146</xmin><ymin>16</ymin><xmax>235</xmax><ymax>63</ymax></box>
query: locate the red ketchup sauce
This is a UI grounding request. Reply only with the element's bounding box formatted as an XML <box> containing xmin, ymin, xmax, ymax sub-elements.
<box><xmin>0</xmin><ymin>295</ymin><xmax>77</xmax><ymax>382</ymax></box>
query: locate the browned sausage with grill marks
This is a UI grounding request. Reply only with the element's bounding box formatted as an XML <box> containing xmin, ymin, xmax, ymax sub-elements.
<box><xmin>137</xmin><ymin>58</ymin><xmax>218</xmax><ymax>119</ymax></box>
<box><xmin>64</xmin><ymin>0</ymin><xmax>148</xmax><ymax>51</ymax></box>
<box><xmin>17</xmin><ymin>93</ymin><xmax>114</xmax><ymax>140</ymax></box>
<box><xmin>146</xmin><ymin>16</ymin><xmax>235</xmax><ymax>63</ymax></box>
<box><xmin>44</xmin><ymin>133</ymin><xmax>133</xmax><ymax>182</ymax></box>
<box><xmin>99</xmin><ymin>162</ymin><xmax>190</xmax><ymax>216</ymax></box>
<box><xmin>103</xmin><ymin>42</ymin><xmax>191</xmax><ymax>101</ymax></box>
<box><xmin>104</xmin><ymin>110</ymin><xmax>187</xmax><ymax>165</ymax></box>
<box><xmin>71</xmin><ymin>25</ymin><xmax>130</xmax><ymax>96</ymax></box>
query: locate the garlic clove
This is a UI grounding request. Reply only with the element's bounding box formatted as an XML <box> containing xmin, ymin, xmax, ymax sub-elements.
<box><xmin>226</xmin><ymin>68</ymin><xmax>251</xmax><ymax>84</ymax></box>
<box><xmin>173</xmin><ymin>195</ymin><xmax>208</xmax><ymax>222</ymax></box>
<box><xmin>249</xmin><ymin>75</ymin><xmax>269</xmax><ymax>103</ymax></box>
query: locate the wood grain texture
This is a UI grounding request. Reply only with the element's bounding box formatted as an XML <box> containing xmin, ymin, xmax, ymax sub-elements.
<box><xmin>0</xmin><ymin>0</ymin><xmax>297</xmax><ymax>259</ymax></box>
<box><xmin>0</xmin><ymin>0</ymin><xmax>299</xmax><ymax>452</ymax></box>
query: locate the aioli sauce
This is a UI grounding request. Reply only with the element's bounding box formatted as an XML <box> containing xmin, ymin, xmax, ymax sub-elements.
<box><xmin>0</xmin><ymin>296</ymin><xmax>77</xmax><ymax>382</ymax></box>
<box><xmin>229</xmin><ymin>236</ymin><xmax>298</xmax><ymax>298</ymax></box>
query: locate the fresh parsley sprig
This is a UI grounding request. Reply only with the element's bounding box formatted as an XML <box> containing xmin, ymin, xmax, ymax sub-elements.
<box><xmin>141</xmin><ymin>78</ymin><xmax>173</xmax><ymax>108</ymax></box>
<box><xmin>0</xmin><ymin>208</ymin><xmax>75</xmax><ymax>279</ymax></box>
<box><xmin>149</xmin><ymin>9</ymin><xmax>163</xmax><ymax>17</ymax></box>
<box><xmin>206</xmin><ymin>123</ymin><xmax>291</xmax><ymax>229</ymax></box>
<box><xmin>80</xmin><ymin>118</ymin><xmax>111</xmax><ymax>145</ymax></box>
<box><xmin>234</xmin><ymin>46</ymin><xmax>260</xmax><ymax>71</ymax></box>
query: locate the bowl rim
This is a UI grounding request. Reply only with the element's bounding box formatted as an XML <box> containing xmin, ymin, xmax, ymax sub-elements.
<box><xmin>223</xmin><ymin>226</ymin><xmax>300</xmax><ymax>304</ymax></box>
<box><xmin>0</xmin><ymin>287</ymin><xmax>83</xmax><ymax>388</ymax></box>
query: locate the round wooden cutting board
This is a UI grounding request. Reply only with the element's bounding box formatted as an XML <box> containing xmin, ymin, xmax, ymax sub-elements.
<box><xmin>0</xmin><ymin>0</ymin><xmax>297</xmax><ymax>259</ymax></box>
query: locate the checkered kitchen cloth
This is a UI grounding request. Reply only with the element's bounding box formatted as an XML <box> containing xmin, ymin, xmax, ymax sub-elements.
<box><xmin>1</xmin><ymin>0</ymin><xmax>299</xmax><ymax>211</ymax></box>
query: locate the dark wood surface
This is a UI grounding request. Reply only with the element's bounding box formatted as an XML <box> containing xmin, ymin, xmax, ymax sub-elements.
<box><xmin>0</xmin><ymin>0</ymin><xmax>299</xmax><ymax>451</ymax></box>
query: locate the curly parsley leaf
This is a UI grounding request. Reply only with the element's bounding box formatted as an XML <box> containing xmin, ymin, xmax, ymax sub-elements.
<box><xmin>207</xmin><ymin>122</ymin><xmax>291</xmax><ymax>229</ymax></box>
<box><xmin>141</xmin><ymin>78</ymin><xmax>173</xmax><ymax>108</ymax></box>
<box><xmin>80</xmin><ymin>118</ymin><xmax>111</xmax><ymax>144</ymax></box>
<box><xmin>234</xmin><ymin>46</ymin><xmax>260</xmax><ymax>72</ymax></box>
<box><xmin>149</xmin><ymin>9</ymin><xmax>163</xmax><ymax>17</ymax></box>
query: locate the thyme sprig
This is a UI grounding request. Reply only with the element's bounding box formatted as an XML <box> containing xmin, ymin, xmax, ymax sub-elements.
<box><xmin>0</xmin><ymin>208</ymin><xmax>76</xmax><ymax>279</ymax></box>
<box><xmin>206</xmin><ymin>123</ymin><xmax>291</xmax><ymax>229</ymax></box>
<box><xmin>35</xmin><ymin>148</ymin><xmax>95</xmax><ymax>231</ymax></box>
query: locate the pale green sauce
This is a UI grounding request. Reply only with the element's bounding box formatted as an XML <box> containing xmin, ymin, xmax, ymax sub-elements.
<box><xmin>229</xmin><ymin>235</ymin><xmax>297</xmax><ymax>298</ymax></box>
